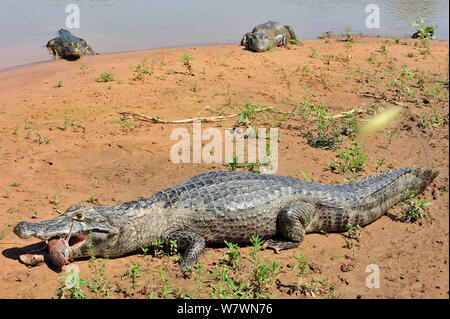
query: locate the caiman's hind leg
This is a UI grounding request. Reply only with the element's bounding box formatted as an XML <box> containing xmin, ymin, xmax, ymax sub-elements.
<box><xmin>263</xmin><ymin>202</ymin><xmax>315</xmax><ymax>253</ymax></box>
<box><xmin>167</xmin><ymin>231</ymin><xmax>206</xmax><ymax>268</ymax></box>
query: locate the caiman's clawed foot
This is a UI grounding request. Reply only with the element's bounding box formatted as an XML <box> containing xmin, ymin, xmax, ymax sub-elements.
<box><xmin>262</xmin><ymin>239</ymin><xmax>300</xmax><ymax>253</ymax></box>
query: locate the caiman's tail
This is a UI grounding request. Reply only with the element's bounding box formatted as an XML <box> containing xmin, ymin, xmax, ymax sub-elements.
<box><xmin>315</xmin><ymin>167</ymin><xmax>439</xmax><ymax>233</ymax></box>
<box><xmin>357</xmin><ymin>166</ymin><xmax>439</xmax><ymax>227</ymax></box>
<box><xmin>407</xmin><ymin>167</ymin><xmax>439</xmax><ymax>195</ymax></box>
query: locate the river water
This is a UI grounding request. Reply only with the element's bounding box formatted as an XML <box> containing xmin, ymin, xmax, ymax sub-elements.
<box><xmin>0</xmin><ymin>0</ymin><xmax>448</xmax><ymax>70</ymax></box>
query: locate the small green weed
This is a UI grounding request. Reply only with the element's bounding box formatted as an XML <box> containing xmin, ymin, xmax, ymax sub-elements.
<box><xmin>248</xmin><ymin>235</ymin><xmax>278</xmax><ymax>298</ymax></box>
<box><xmin>182</xmin><ymin>53</ymin><xmax>194</xmax><ymax>75</ymax></box>
<box><xmin>223</xmin><ymin>240</ymin><xmax>241</xmax><ymax>269</ymax></box>
<box><xmin>401</xmin><ymin>189</ymin><xmax>432</xmax><ymax>222</ymax></box>
<box><xmin>328</xmin><ymin>140</ymin><xmax>368</xmax><ymax>175</ymax></box>
<box><xmin>55</xmin><ymin>269</ymin><xmax>90</xmax><ymax>299</ymax></box>
<box><xmin>35</xmin><ymin>133</ymin><xmax>50</xmax><ymax>144</ymax></box>
<box><xmin>122</xmin><ymin>263</ymin><xmax>141</xmax><ymax>291</ymax></box>
<box><xmin>133</xmin><ymin>57</ymin><xmax>153</xmax><ymax>80</ymax></box>
<box><xmin>412</xmin><ymin>17</ymin><xmax>437</xmax><ymax>39</ymax></box>
<box><xmin>289</xmin><ymin>38</ymin><xmax>302</xmax><ymax>46</ymax></box>
<box><xmin>97</xmin><ymin>72</ymin><xmax>114</xmax><ymax>82</ymax></box>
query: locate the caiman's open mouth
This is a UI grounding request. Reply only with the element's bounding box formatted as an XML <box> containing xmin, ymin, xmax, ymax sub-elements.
<box><xmin>19</xmin><ymin>233</ymin><xmax>89</xmax><ymax>268</ymax></box>
<box><xmin>52</xmin><ymin>233</ymin><xmax>88</xmax><ymax>248</ymax></box>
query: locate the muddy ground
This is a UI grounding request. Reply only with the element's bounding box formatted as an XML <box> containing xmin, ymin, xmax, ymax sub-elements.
<box><xmin>0</xmin><ymin>34</ymin><xmax>448</xmax><ymax>299</ymax></box>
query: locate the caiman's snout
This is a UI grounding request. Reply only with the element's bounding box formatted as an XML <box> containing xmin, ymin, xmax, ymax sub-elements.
<box><xmin>14</xmin><ymin>215</ymin><xmax>73</xmax><ymax>241</ymax></box>
<box><xmin>14</xmin><ymin>221</ymin><xmax>36</xmax><ymax>239</ymax></box>
<box><xmin>66</xmin><ymin>52</ymin><xmax>82</xmax><ymax>60</ymax></box>
<box><xmin>248</xmin><ymin>37</ymin><xmax>268</xmax><ymax>52</ymax></box>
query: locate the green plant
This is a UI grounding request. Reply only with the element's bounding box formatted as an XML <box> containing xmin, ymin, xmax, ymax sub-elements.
<box><xmin>10</xmin><ymin>181</ymin><xmax>20</xmax><ymax>187</ymax></box>
<box><xmin>419</xmin><ymin>109</ymin><xmax>449</xmax><ymax>128</ymax></box>
<box><xmin>375</xmin><ymin>159</ymin><xmax>386</xmax><ymax>170</ymax></box>
<box><xmin>329</xmin><ymin>140</ymin><xmax>368</xmax><ymax>175</ymax></box>
<box><xmin>122</xmin><ymin>263</ymin><xmax>141</xmax><ymax>291</ymax></box>
<box><xmin>292</xmin><ymin>253</ymin><xmax>309</xmax><ymax>283</ymax></box>
<box><xmin>153</xmin><ymin>238</ymin><xmax>165</xmax><ymax>257</ymax></box>
<box><xmin>57</xmin><ymin>80</ymin><xmax>63</xmax><ymax>88</ymax></box>
<box><xmin>289</xmin><ymin>38</ymin><xmax>302</xmax><ymax>46</ymax></box>
<box><xmin>346</xmin><ymin>223</ymin><xmax>362</xmax><ymax>240</ymax></box>
<box><xmin>35</xmin><ymin>133</ymin><xmax>50</xmax><ymax>144</ymax></box>
<box><xmin>209</xmin><ymin>264</ymin><xmax>247</xmax><ymax>299</ymax></box>
<box><xmin>194</xmin><ymin>262</ymin><xmax>206</xmax><ymax>297</ymax></box>
<box><xmin>401</xmin><ymin>189</ymin><xmax>432</xmax><ymax>222</ymax></box>
<box><xmin>88</xmin><ymin>252</ymin><xmax>112</xmax><ymax>298</ymax></box>
<box><xmin>344</xmin><ymin>25</ymin><xmax>353</xmax><ymax>42</ymax></box>
<box><xmin>223</xmin><ymin>241</ymin><xmax>241</xmax><ymax>269</ymax></box>
<box><xmin>236</xmin><ymin>102</ymin><xmax>269</xmax><ymax>127</ymax></box>
<box><xmin>169</xmin><ymin>239</ymin><xmax>178</xmax><ymax>256</ymax></box>
<box><xmin>412</xmin><ymin>17</ymin><xmax>437</xmax><ymax>39</ymax></box>
<box><xmin>86</xmin><ymin>192</ymin><xmax>96</xmax><ymax>204</ymax></box>
<box><xmin>248</xmin><ymin>236</ymin><xmax>277</xmax><ymax>298</ymax></box>
<box><xmin>299</xmin><ymin>171</ymin><xmax>316</xmax><ymax>182</ymax></box>
<box><xmin>182</xmin><ymin>53</ymin><xmax>194</xmax><ymax>75</ymax></box>
<box><xmin>133</xmin><ymin>56</ymin><xmax>152</xmax><ymax>80</ymax></box>
<box><xmin>157</xmin><ymin>270</ymin><xmax>172</xmax><ymax>298</ymax></box>
<box><xmin>228</xmin><ymin>155</ymin><xmax>240</xmax><ymax>171</ymax></box>
<box><xmin>300</xmin><ymin>277</ymin><xmax>338</xmax><ymax>298</ymax></box>
<box><xmin>324</xmin><ymin>54</ymin><xmax>334</xmax><ymax>65</ymax></box>
<box><xmin>97</xmin><ymin>72</ymin><xmax>114</xmax><ymax>82</ymax></box>
<box><xmin>306</xmin><ymin>104</ymin><xmax>340</xmax><ymax>150</ymax></box>
<box><xmin>55</xmin><ymin>269</ymin><xmax>90</xmax><ymax>299</ymax></box>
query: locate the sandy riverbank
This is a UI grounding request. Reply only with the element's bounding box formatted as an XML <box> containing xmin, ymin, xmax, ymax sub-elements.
<box><xmin>0</xmin><ymin>35</ymin><xmax>448</xmax><ymax>298</ymax></box>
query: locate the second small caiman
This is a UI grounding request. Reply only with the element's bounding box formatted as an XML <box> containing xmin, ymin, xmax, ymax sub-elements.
<box><xmin>14</xmin><ymin>167</ymin><xmax>438</xmax><ymax>268</ymax></box>
<box><xmin>241</xmin><ymin>21</ymin><xmax>297</xmax><ymax>52</ymax></box>
<box><xmin>46</xmin><ymin>29</ymin><xmax>97</xmax><ymax>60</ymax></box>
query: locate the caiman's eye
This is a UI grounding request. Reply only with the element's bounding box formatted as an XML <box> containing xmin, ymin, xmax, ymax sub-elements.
<box><xmin>72</xmin><ymin>212</ymin><xmax>85</xmax><ymax>221</ymax></box>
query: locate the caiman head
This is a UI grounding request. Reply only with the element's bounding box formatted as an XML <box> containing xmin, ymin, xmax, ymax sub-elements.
<box><xmin>247</xmin><ymin>33</ymin><xmax>273</xmax><ymax>52</ymax></box>
<box><xmin>59</xmin><ymin>42</ymin><xmax>88</xmax><ymax>60</ymax></box>
<box><xmin>14</xmin><ymin>204</ymin><xmax>120</xmax><ymax>259</ymax></box>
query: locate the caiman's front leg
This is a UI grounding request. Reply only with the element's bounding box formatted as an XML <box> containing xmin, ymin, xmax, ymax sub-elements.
<box><xmin>46</xmin><ymin>38</ymin><xmax>58</xmax><ymax>56</ymax></box>
<box><xmin>284</xmin><ymin>25</ymin><xmax>297</xmax><ymax>41</ymax></box>
<box><xmin>86</xmin><ymin>45</ymin><xmax>97</xmax><ymax>55</ymax></box>
<box><xmin>167</xmin><ymin>231</ymin><xmax>205</xmax><ymax>268</ymax></box>
<box><xmin>283</xmin><ymin>35</ymin><xmax>290</xmax><ymax>49</ymax></box>
<box><xmin>263</xmin><ymin>201</ymin><xmax>315</xmax><ymax>253</ymax></box>
<box><xmin>274</xmin><ymin>34</ymin><xmax>289</xmax><ymax>49</ymax></box>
